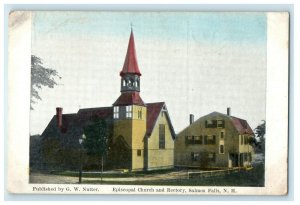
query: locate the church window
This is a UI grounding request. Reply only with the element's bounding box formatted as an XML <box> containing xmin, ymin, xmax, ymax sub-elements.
<box><xmin>113</xmin><ymin>106</ymin><xmax>119</xmax><ymax>119</ymax></box>
<box><xmin>122</xmin><ymin>80</ymin><xmax>126</xmax><ymax>87</ymax></box>
<box><xmin>137</xmin><ymin>149</ymin><xmax>141</xmax><ymax>156</ymax></box>
<box><xmin>159</xmin><ymin>124</ymin><xmax>165</xmax><ymax>149</ymax></box>
<box><xmin>126</xmin><ymin>106</ymin><xmax>132</xmax><ymax>118</ymax></box>
<box><xmin>138</xmin><ymin>110</ymin><xmax>142</xmax><ymax>119</ymax></box>
<box><xmin>128</xmin><ymin>80</ymin><xmax>132</xmax><ymax>87</ymax></box>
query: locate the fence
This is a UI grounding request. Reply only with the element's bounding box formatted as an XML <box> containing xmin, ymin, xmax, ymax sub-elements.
<box><xmin>187</xmin><ymin>167</ymin><xmax>247</xmax><ymax>179</ymax></box>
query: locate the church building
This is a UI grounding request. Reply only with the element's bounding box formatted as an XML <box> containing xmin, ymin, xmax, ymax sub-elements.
<box><xmin>37</xmin><ymin>30</ymin><xmax>176</xmax><ymax>171</ymax></box>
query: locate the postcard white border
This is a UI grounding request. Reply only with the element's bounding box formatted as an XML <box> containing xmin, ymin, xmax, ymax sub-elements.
<box><xmin>6</xmin><ymin>10</ymin><xmax>289</xmax><ymax>196</ymax></box>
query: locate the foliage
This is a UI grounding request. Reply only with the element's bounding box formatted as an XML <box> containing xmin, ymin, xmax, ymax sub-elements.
<box><xmin>31</xmin><ymin>55</ymin><xmax>61</xmax><ymax>109</ymax></box>
<box><xmin>254</xmin><ymin>120</ymin><xmax>266</xmax><ymax>153</ymax></box>
<box><xmin>255</xmin><ymin>120</ymin><xmax>266</xmax><ymax>139</ymax></box>
<box><xmin>83</xmin><ymin>119</ymin><xmax>109</xmax><ymax>158</ymax></box>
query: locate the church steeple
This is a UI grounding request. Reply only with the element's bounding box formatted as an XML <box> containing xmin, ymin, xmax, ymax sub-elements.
<box><xmin>120</xmin><ymin>30</ymin><xmax>141</xmax><ymax>77</ymax></box>
<box><xmin>120</xmin><ymin>30</ymin><xmax>141</xmax><ymax>93</ymax></box>
<box><xmin>113</xmin><ymin>30</ymin><xmax>144</xmax><ymax>106</ymax></box>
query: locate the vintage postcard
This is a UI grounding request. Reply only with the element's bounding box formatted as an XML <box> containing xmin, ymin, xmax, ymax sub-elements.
<box><xmin>7</xmin><ymin>11</ymin><xmax>289</xmax><ymax>195</ymax></box>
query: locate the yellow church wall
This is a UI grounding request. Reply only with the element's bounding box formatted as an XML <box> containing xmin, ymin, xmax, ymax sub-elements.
<box><xmin>147</xmin><ymin>111</ymin><xmax>174</xmax><ymax>170</ymax></box>
<box><xmin>113</xmin><ymin>120</ymin><xmax>133</xmax><ymax>146</ymax></box>
<box><xmin>112</xmin><ymin>105</ymin><xmax>147</xmax><ymax>171</ymax></box>
<box><xmin>131</xmin><ymin>105</ymin><xmax>147</xmax><ymax>170</ymax></box>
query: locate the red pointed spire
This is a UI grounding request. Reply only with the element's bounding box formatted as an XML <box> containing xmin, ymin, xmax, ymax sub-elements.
<box><xmin>120</xmin><ymin>30</ymin><xmax>141</xmax><ymax>77</ymax></box>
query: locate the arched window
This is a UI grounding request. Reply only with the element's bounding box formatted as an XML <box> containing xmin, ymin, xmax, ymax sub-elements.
<box><xmin>128</xmin><ymin>80</ymin><xmax>132</xmax><ymax>86</ymax></box>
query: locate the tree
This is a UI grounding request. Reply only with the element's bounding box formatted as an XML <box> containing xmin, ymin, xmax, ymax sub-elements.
<box><xmin>254</xmin><ymin>120</ymin><xmax>266</xmax><ymax>153</ymax></box>
<box><xmin>31</xmin><ymin>55</ymin><xmax>61</xmax><ymax>109</ymax></box>
<box><xmin>83</xmin><ymin>119</ymin><xmax>109</xmax><ymax>181</ymax></box>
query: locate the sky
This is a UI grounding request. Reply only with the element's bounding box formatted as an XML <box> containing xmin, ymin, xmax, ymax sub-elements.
<box><xmin>30</xmin><ymin>11</ymin><xmax>267</xmax><ymax>135</ymax></box>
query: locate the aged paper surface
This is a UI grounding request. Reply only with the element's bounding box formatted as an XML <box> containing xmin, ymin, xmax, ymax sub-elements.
<box><xmin>7</xmin><ymin>11</ymin><xmax>288</xmax><ymax>195</ymax></box>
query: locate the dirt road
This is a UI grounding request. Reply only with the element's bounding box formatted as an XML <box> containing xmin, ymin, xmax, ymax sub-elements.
<box><xmin>30</xmin><ymin>171</ymin><xmax>188</xmax><ymax>184</ymax></box>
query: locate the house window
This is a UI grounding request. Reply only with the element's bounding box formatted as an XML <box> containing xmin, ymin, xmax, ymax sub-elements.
<box><xmin>137</xmin><ymin>149</ymin><xmax>141</xmax><ymax>156</ymax></box>
<box><xmin>185</xmin><ymin>136</ymin><xmax>193</xmax><ymax>145</ymax></box>
<box><xmin>205</xmin><ymin>135</ymin><xmax>216</xmax><ymax>144</ymax></box>
<box><xmin>208</xmin><ymin>153</ymin><xmax>216</xmax><ymax>162</ymax></box>
<box><xmin>191</xmin><ymin>152</ymin><xmax>200</xmax><ymax>161</ymax></box>
<box><xmin>205</xmin><ymin>120</ymin><xmax>217</xmax><ymax>128</ymax></box>
<box><xmin>159</xmin><ymin>124</ymin><xmax>165</xmax><ymax>149</ymax></box>
<box><xmin>194</xmin><ymin>136</ymin><xmax>201</xmax><ymax>144</ymax></box>
<box><xmin>219</xmin><ymin>145</ymin><xmax>224</xmax><ymax>154</ymax></box>
<box><xmin>240</xmin><ymin>135</ymin><xmax>244</xmax><ymax>145</ymax></box>
<box><xmin>126</xmin><ymin>105</ymin><xmax>132</xmax><ymax>118</ymax></box>
<box><xmin>217</xmin><ymin>120</ymin><xmax>225</xmax><ymax>128</ymax></box>
<box><xmin>113</xmin><ymin>106</ymin><xmax>119</xmax><ymax>119</ymax></box>
<box><xmin>220</xmin><ymin>131</ymin><xmax>224</xmax><ymax>139</ymax></box>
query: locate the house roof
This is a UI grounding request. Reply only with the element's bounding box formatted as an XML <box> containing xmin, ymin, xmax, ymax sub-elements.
<box><xmin>178</xmin><ymin>111</ymin><xmax>254</xmax><ymax>136</ymax></box>
<box><xmin>41</xmin><ymin>113</ymin><xmax>77</xmax><ymax>136</ymax></box>
<box><xmin>113</xmin><ymin>91</ymin><xmax>145</xmax><ymax>106</ymax></box>
<box><xmin>41</xmin><ymin>102</ymin><xmax>176</xmax><ymax>140</ymax></box>
<box><xmin>230</xmin><ymin>116</ymin><xmax>254</xmax><ymax>135</ymax></box>
<box><xmin>209</xmin><ymin>112</ymin><xmax>254</xmax><ymax>135</ymax></box>
<box><xmin>60</xmin><ymin>114</ymin><xmax>78</xmax><ymax>133</ymax></box>
<box><xmin>146</xmin><ymin>102</ymin><xmax>176</xmax><ymax>139</ymax></box>
<box><xmin>76</xmin><ymin>107</ymin><xmax>112</xmax><ymax>123</ymax></box>
<box><xmin>120</xmin><ymin>30</ymin><xmax>141</xmax><ymax>77</ymax></box>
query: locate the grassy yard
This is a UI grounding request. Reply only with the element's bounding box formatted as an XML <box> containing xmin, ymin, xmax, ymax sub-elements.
<box><xmin>50</xmin><ymin>168</ymin><xmax>176</xmax><ymax>178</ymax></box>
<box><xmin>48</xmin><ymin>164</ymin><xmax>264</xmax><ymax>186</ymax></box>
<box><xmin>83</xmin><ymin>164</ymin><xmax>265</xmax><ymax>187</ymax></box>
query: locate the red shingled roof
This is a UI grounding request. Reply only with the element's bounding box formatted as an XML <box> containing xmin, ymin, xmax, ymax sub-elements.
<box><xmin>230</xmin><ymin>116</ymin><xmax>254</xmax><ymax>135</ymax></box>
<box><xmin>75</xmin><ymin>107</ymin><xmax>113</xmax><ymax>126</ymax></box>
<box><xmin>120</xmin><ymin>31</ymin><xmax>141</xmax><ymax>77</ymax></box>
<box><xmin>113</xmin><ymin>92</ymin><xmax>145</xmax><ymax>106</ymax></box>
<box><xmin>146</xmin><ymin>102</ymin><xmax>165</xmax><ymax>136</ymax></box>
<box><xmin>146</xmin><ymin>102</ymin><xmax>176</xmax><ymax>139</ymax></box>
<box><xmin>60</xmin><ymin>114</ymin><xmax>77</xmax><ymax>133</ymax></box>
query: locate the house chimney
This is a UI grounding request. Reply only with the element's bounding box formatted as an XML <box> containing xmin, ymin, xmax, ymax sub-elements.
<box><xmin>190</xmin><ymin>114</ymin><xmax>194</xmax><ymax>125</ymax></box>
<box><xmin>56</xmin><ymin>107</ymin><xmax>63</xmax><ymax>128</ymax></box>
<box><xmin>227</xmin><ymin>107</ymin><xmax>231</xmax><ymax>116</ymax></box>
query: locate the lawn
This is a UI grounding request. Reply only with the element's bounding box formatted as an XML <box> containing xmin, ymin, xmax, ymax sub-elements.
<box><xmin>50</xmin><ymin>168</ymin><xmax>176</xmax><ymax>178</ymax></box>
<box><xmin>82</xmin><ymin>164</ymin><xmax>265</xmax><ymax>187</ymax></box>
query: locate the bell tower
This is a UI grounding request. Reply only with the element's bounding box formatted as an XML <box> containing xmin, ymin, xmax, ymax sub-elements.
<box><xmin>112</xmin><ymin>29</ymin><xmax>147</xmax><ymax>171</ymax></box>
<box><xmin>120</xmin><ymin>30</ymin><xmax>141</xmax><ymax>92</ymax></box>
